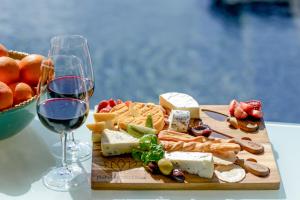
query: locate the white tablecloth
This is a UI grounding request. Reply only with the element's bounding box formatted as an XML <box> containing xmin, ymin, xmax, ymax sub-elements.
<box><xmin>0</xmin><ymin>111</ymin><xmax>298</xmax><ymax>200</ymax></box>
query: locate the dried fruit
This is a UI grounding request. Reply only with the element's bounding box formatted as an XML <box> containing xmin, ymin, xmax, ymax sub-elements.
<box><xmin>190</xmin><ymin>124</ymin><xmax>212</xmax><ymax>137</ymax></box>
<box><xmin>170</xmin><ymin>169</ymin><xmax>185</xmax><ymax>183</ymax></box>
<box><xmin>145</xmin><ymin>162</ymin><xmax>160</xmax><ymax>174</ymax></box>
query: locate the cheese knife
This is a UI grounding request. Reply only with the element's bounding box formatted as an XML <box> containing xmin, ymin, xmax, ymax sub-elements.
<box><xmin>210</xmin><ymin>131</ymin><xmax>269</xmax><ymax>177</ymax></box>
<box><xmin>201</xmin><ymin>109</ymin><xmax>259</xmax><ymax>133</ymax></box>
<box><xmin>235</xmin><ymin>158</ymin><xmax>270</xmax><ymax>177</ymax></box>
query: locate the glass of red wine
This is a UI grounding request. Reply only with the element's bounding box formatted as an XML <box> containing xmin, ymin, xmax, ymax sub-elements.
<box><xmin>50</xmin><ymin>35</ymin><xmax>94</xmax><ymax>162</ymax></box>
<box><xmin>37</xmin><ymin>55</ymin><xmax>89</xmax><ymax>191</ymax></box>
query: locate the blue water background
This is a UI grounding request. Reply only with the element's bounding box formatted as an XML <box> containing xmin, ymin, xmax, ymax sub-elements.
<box><xmin>1</xmin><ymin>0</ymin><xmax>299</xmax><ymax>123</ymax></box>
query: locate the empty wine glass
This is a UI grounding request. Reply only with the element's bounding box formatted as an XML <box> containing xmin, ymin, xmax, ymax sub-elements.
<box><xmin>50</xmin><ymin>35</ymin><xmax>94</xmax><ymax>162</ymax></box>
<box><xmin>37</xmin><ymin>55</ymin><xmax>89</xmax><ymax>191</ymax></box>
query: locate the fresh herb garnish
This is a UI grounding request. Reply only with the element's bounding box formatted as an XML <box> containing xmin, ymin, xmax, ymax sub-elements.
<box><xmin>131</xmin><ymin>134</ymin><xmax>164</xmax><ymax>164</ymax></box>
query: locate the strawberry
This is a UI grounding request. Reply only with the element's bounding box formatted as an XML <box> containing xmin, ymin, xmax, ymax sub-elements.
<box><xmin>240</xmin><ymin>102</ymin><xmax>253</xmax><ymax>114</ymax></box>
<box><xmin>229</xmin><ymin>99</ymin><xmax>238</xmax><ymax>116</ymax></box>
<box><xmin>108</xmin><ymin>99</ymin><xmax>117</xmax><ymax>107</ymax></box>
<box><xmin>100</xmin><ymin>106</ymin><xmax>112</xmax><ymax>113</ymax></box>
<box><xmin>234</xmin><ymin>106</ymin><xmax>248</xmax><ymax>119</ymax></box>
<box><xmin>97</xmin><ymin>100</ymin><xmax>109</xmax><ymax>112</ymax></box>
<box><xmin>245</xmin><ymin>100</ymin><xmax>262</xmax><ymax>111</ymax></box>
<box><xmin>249</xmin><ymin>109</ymin><xmax>263</xmax><ymax>119</ymax></box>
<box><xmin>116</xmin><ymin>99</ymin><xmax>123</xmax><ymax>104</ymax></box>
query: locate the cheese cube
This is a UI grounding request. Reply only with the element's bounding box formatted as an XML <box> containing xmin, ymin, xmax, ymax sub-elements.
<box><xmin>94</xmin><ymin>113</ymin><xmax>116</xmax><ymax>122</ymax></box>
<box><xmin>101</xmin><ymin>129</ymin><xmax>139</xmax><ymax>156</ymax></box>
<box><xmin>168</xmin><ymin>110</ymin><xmax>190</xmax><ymax>132</ymax></box>
<box><xmin>165</xmin><ymin>151</ymin><xmax>214</xmax><ymax>179</ymax></box>
<box><xmin>159</xmin><ymin>92</ymin><xmax>200</xmax><ymax>118</ymax></box>
<box><xmin>86</xmin><ymin>122</ymin><xmax>106</xmax><ymax>132</ymax></box>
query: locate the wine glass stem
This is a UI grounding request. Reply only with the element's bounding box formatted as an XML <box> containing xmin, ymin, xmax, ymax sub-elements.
<box><xmin>61</xmin><ymin>131</ymin><xmax>68</xmax><ymax>168</ymax></box>
<box><xmin>71</xmin><ymin>131</ymin><xmax>76</xmax><ymax>144</ymax></box>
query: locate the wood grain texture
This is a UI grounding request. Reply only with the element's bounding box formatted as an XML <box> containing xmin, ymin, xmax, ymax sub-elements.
<box><xmin>91</xmin><ymin>105</ymin><xmax>280</xmax><ymax>190</ymax></box>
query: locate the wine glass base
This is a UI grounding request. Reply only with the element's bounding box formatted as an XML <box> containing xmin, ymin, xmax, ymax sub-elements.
<box><xmin>51</xmin><ymin>141</ymin><xmax>91</xmax><ymax>162</ymax></box>
<box><xmin>43</xmin><ymin>165</ymin><xmax>85</xmax><ymax>192</ymax></box>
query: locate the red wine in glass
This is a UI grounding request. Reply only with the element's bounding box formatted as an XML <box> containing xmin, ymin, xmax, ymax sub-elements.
<box><xmin>37</xmin><ymin>98</ymin><xmax>88</xmax><ymax>133</ymax></box>
<box><xmin>47</xmin><ymin>76</ymin><xmax>94</xmax><ymax>99</ymax></box>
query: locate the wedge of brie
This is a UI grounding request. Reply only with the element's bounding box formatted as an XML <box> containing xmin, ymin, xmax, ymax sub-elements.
<box><xmin>165</xmin><ymin>151</ymin><xmax>214</xmax><ymax>179</ymax></box>
<box><xmin>101</xmin><ymin>129</ymin><xmax>139</xmax><ymax>156</ymax></box>
<box><xmin>159</xmin><ymin>92</ymin><xmax>200</xmax><ymax>118</ymax></box>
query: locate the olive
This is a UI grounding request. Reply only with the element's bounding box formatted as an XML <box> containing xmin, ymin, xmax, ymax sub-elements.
<box><xmin>170</xmin><ymin>169</ymin><xmax>185</xmax><ymax>183</ymax></box>
<box><xmin>158</xmin><ymin>159</ymin><xmax>173</xmax><ymax>175</ymax></box>
<box><xmin>145</xmin><ymin>162</ymin><xmax>160</xmax><ymax>174</ymax></box>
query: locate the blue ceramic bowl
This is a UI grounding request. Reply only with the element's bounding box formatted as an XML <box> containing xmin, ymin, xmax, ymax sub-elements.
<box><xmin>0</xmin><ymin>97</ymin><xmax>36</xmax><ymax>140</ymax></box>
<box><xmin>0</xmin><ymin>51</ymin><xmax>37</xmax><ymax>140</ymax></box>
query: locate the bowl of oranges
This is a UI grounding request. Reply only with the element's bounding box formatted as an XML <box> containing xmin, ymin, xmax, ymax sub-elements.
<box><xmin>0</xmin><ymin>43</ymin><xmax>43</xmax><ymax>140</ymax></box>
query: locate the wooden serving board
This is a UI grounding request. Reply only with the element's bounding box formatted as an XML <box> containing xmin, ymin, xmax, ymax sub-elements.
<box><xmin>91</xmin><ymin>105</ymin><xmax>280</xmax><ymax>190</ymax></box>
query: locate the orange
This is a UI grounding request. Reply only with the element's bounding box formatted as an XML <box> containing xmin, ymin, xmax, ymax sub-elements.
<box><xmin>0</xmin><ymin>81</ymin><xmax>13</xmax><ymax>111</ymax></box>
<box><xmin>0</xmin><ymin>43</ymin><xmax>8</xmax><ymax>57</ymax></box>
<box><xmin>15</xmin><ymin>59</ymin><xmax>21</xmax><ymax>68</ymax></box>
<box><xmin>0</xmin><ymin>57</ymin><xmax>20</xmax><ymax>84</ymax></box>
<box><xmin>9</xmin><ymin>82</ymin><xmax>33</xmax><ymax>105</ymax></box>
<box><xmin>19</xmin><ymin>54</ymin><xmax>44</xmax><ymax>86</ymax></box>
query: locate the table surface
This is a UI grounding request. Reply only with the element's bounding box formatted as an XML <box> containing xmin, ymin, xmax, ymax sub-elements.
<box><xmin>0</xmin><ymin>111</ymin><xmax>299</xmax><ymax>200</ymax></box>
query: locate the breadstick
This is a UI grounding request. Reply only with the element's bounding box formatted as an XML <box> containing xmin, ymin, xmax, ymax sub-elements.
<box><xmin>210</xmin><ymin>143</ymin><xmax>241</xmax><ymax>153</ymax></box>
<box><xmin>158</xmin><ymin>130</ymin><xmax>232</xmax><ymax>143</ymax></box>
<box><xmin>160</xmin><ymin>140</ymin><xmax>240</xmax><ymax>153</ymax></box>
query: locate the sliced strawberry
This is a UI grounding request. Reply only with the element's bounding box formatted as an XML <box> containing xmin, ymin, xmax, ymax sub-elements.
<box><xmin>100</xmin><ymin>106</ymin><xmax>112</xmax><ymax>113</ymax></box>
<box><xmin>116</xmin><ymin>99</ymin><xmax>123</xmax><ymax>104</ymax></box>
<box><xmin>245</xmin><ymin>100</ymin><xmax>262</xmax><ymax>111</ymax></box>
<box><xmin>249</xmin><ymin>109</ymin><xmax>263</xmax><ymax>119</ymax></box>
<box><xmin>108</xmin><ymin>99</ymin><xmax>117</xmax><ymax>107</ymax></box>
<box><xmin>234</xmin><ymin>106</ymin><xmax>248</xmax><ymax>119</ymax></box>
<box><xmin>97</xmin><ymin>100</ymin><xmax>109</xmax><ymax>112</ymax></box>
<box><xmin>240</xmin><ymin>102</ymin><xmax>254</xmax><ymax>114</ymax></box>
<box><xmin>229</xmin><ymin>99</ymin><xmax>238</xmax><ymax>116</ymax></box>
<box><xmin>240</xmin><ymin>110</ymin><xmax>248</xmax><ymax>119</ymax></box>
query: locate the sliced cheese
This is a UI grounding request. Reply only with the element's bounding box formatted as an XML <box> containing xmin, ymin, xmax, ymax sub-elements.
<box><xmin>86</xmin><ymin>122</ymin><xmax>106</xmax><ymax>132</ymax></box>
<box><xmin>101</xmin><ymin>129</ymin><xmax>139</xmax><ymax>156</ymax></box>
<box><xmin>168</xmin><ymin>110</ymin><xmax>190</xmax><ymax>132</ymax></box>
<box><xmin>165</xmin><ymin>151</ymin><xmax>214</xmax><ymax>179</ymax></box>
<box><xmin>159</xmin><ymin>92</ymin><xmax>200</xmax><ymax>118</ymax></box>
<box><xmin>94</xmin><ymin>113</ymin><xmax>116</xmax><ymax>122</ymax></box>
